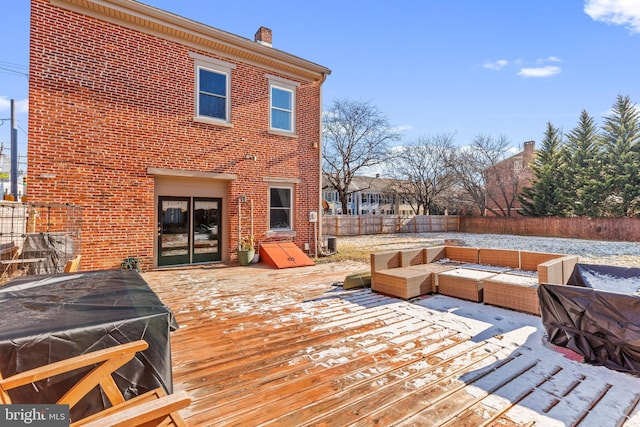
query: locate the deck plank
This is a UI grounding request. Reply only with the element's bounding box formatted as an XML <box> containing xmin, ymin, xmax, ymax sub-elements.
<box><xmin>142</xmin><ymin>261</ymin><xmax>640</xmax><ymax>427</ymax></box>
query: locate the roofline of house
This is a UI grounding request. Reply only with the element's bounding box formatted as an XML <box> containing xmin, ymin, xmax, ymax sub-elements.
<box><xmin>50</xmin><ymin>0</ymin><xmax>332</xmax><ymax>82</ymax></box>
<box><xmin>485</xmin><ymin>141</ymin><xmax>536</xmax><ymax>171</ymax></box>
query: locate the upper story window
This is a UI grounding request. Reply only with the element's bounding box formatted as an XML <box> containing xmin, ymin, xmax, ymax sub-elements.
<box><xmin>266</xmin><ymin>74</ymin><xmax>299</xmax><ymax>135</ymax></box>
<box><xmin>190</xmin><ymin>53</ymin><xmax>236</xmax><ymax>126</ymax></box>
<box><xmin>198</xmin><ymin>67</ymin><xmax>227</xmax><ymax>120</ymax></box>
<box><xmin>271</xmin><ymin>86</ymin><xmax>293</xmax><ymax>131</ymax></box>
<box><xmin>513</xmin><ymin>159</ymin><xmax>524</xmax><ymax>172</ymax></box>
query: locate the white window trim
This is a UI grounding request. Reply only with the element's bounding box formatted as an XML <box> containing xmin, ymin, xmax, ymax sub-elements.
<box><xmin>266</xmin><ymin>74</ymin><xmax>299</xmax><ymax>136</ymax></box>
<box><xmin>268</xmin><ymin>184</ymin><xmax>294</xmax><ymax>231</ymax></box>
<box><xmin>190</xmin><ymin>52</ymin><xmax>236</xmax><ymax>126</ymax></box>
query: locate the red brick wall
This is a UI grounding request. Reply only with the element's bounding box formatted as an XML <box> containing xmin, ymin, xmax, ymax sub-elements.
<box><xmin>484</xmin><ymin>143</ymin><xmax>536</xmax><ymax>216</ymax></box>
<box><xmin>28</xmin><ymin>0</ymin><xmax>323</xmax><ymax>269</ymax></box>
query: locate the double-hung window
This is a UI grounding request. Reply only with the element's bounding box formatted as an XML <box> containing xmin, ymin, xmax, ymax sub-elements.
<box><xmin>190</xmin><ymin>53</ymin><xmax>235</xmax><ymax>125</ymax></box>
<box><xmin>269</xmin><ymin>186</ymin><xmax>292</xmax><ymax>230</ymax></box>
<box><xmin>198</xmin><ymin>67</ymin><xmax>227</xmax><ymax>120</ymax></box>
<box><xmin>267</xmin><ymin>74</ymin><xmax>299</xmax><ymax>135</ymax></box>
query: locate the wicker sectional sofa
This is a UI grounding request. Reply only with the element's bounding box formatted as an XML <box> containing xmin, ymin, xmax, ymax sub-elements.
<box><xmin>370</xmin><ymin>245</ymin><xmax>578</xmax><ymax>315</ymax></box>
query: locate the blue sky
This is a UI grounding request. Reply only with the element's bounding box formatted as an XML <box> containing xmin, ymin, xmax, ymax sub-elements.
<box><xmin>1</xmin><ymin>0</ymin><xmax>639</xmax><ymax>157</ymax></box>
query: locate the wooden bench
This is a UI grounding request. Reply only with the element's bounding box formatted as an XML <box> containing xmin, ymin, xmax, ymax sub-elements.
<box><xmin>0</xmin><ymin>340</ymin><xmax>190</xmax><ymax>427</ymax></box>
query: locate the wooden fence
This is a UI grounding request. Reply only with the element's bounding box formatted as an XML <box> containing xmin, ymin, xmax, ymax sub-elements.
<box><xmin>321</xmin><ymin>214</ymin><xmax>640</xmax><ymax>242</ymax></box>
<box><xmin>322</xmin><ymin>215</ymin><xmax>460</xmax><ymax>236</ymax></box>
<box><xmin>460</xmin><ymin>216</ymin><xmax>640</xmax><ymax>242</ymax></box>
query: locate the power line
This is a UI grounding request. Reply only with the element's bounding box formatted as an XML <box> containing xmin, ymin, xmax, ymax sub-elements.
<box><xmin>0</xmin><ymin>62</ymin><xmax>29</xmax><ymax>78</ymax></box>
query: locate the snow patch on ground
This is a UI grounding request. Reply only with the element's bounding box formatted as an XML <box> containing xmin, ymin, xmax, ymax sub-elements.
<box><xmin>341</xmin><ymin>232</ymin><xmax>640</xmax><ymax>267</ymax></box>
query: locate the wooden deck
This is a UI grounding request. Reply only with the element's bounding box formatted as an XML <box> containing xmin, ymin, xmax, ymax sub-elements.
<box><xmin>143</xmin><ymin>261</ymin><xmax>640</xmax><ymax>427</ymax></box>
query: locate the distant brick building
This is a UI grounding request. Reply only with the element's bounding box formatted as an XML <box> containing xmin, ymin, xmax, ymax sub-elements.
<box><xmin>484</xmin><ymin>141</ymin><xmax>536</xmax><ymax>216</ymax></box>
<box><xmin>28</xmin><ymin>0</ymin><xmax>330</xmax><ymax>269</ymax></box>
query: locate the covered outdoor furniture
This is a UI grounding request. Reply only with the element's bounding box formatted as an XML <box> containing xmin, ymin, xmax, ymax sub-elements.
<box><xmin>0</xmin><ymin>340</ymin><xmax>190</xmax><ymax>426</ymax></box>
<box><xmin>0</xmin><ymin>269</ymin><xmax>178</xmax><ymax>420</ymax></box>
<box><xmin>538</xmin><ymin>263</ymin><xmax>640</xmax><ymax>373</ymax></box>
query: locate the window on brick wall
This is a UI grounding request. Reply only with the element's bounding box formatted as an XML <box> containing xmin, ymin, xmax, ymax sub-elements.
<box><xmin>198</xmin><ymin>67</ymin><xmax>227</xmax><ymax>119</ymax></box>
<box><xmin>190</xmin><ymin>53</ymin><xmax>235</xmax><ymax>126</ymax></box>
<box><xmin>269</xmin><ymin>186</ymin><xmax>293</xmax><ymax>230</ymax></box>
<box><xmin>266</xmin><ymin>74</ymin><xmax>299</xmax><ymax>135</ymax></box>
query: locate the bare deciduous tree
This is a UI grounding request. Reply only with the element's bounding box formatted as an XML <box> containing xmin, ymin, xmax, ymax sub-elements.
<box><xmin>390</xmin><ymin>133</ymin><xmax>456</xmax><ymax>215</ymax></box>
<box><xmin>449</xmin><ymin>134</ymin><xmax>516</xmax><ymax>216</ymax></box>
<box><xmin>322</xmin><ymin>99</ymin><xmax>402</xmax><ymax>214</ymax></box>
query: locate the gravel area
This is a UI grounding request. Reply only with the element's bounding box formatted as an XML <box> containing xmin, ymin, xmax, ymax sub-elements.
<box><xmin>337</xmin><ymin>232</ymin><xmax>640</xmax><ymax>268</ymax></box>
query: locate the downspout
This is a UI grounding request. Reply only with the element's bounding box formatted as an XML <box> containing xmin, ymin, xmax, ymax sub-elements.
<box><xmin>316</xmin><ymin>71</ymin><xmax>328</xmax><ymax>258</ymax></box>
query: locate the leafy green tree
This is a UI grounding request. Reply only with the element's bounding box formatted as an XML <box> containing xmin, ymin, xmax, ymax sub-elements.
<box><xmin>519</xmin><ymin>122</ymin><xmax>567</xmax><ymax>216</ymax></box>
<box><xmin>600</xmin><ymin>95</ymin><xmax>640</xmax><ymax>217</ymax></box>
<box><xmin>563</xmin><ymin>110</ymin><xmax>605</xmax><ymax>217</ymax></box>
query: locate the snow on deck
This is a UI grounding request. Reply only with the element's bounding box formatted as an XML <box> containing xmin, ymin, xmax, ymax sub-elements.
<box><xmin>144</xmin><ymin>261</ymin><xmax>640</xmax><ymax>426</ymax></box>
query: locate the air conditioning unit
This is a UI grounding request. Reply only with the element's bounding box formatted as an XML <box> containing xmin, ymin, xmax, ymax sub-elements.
<box><xmin>323</xmin><ymin>235</ymin><xmax>337</xmax><ymax>253</ymax></box>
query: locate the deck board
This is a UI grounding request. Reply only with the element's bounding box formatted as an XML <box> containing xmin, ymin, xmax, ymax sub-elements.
<box><xmin>143</xmin><ymin>261</ymin><xmax>640</xmax><ymax>426</ymax></box>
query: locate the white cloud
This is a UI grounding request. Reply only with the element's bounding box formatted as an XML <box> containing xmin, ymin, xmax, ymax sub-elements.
<box><xmin>585</xmin><ymin>0</ymin><xmax>640</xmax><ymax>34</ymax></box>
<box><xmin>0</xmin><ymin>96</ymin><xmax>28</xmax><ymax>114</ymax></box>
<box><xmin>482</xmin><ymin>59</ymin><xmax>509</xmax><ymax>71</ymax></box>
<box><xmin>536</xmin><ymin>56</ymin><xmax>562</xmax><ymax>64</ymax></box>
<box><xmin>393</xmin><ymin>125</ymin><xmax>413</xmax><ymax>133</ymax></box>
<box><xmin>517</xmin><ymin>66</ymin><xmax>562</xmax><ymax>78</ymax></box>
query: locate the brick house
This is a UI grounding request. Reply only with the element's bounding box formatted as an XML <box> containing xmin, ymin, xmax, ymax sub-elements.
<box><xmin>28</xmin><ymin>0</ymin><xmax>330</xmax><ymax>269</ymax></box>
<box><xmin>484</xmin><ymin>141</ymin><xmax>536</xmax><ymax>216</ymax></box>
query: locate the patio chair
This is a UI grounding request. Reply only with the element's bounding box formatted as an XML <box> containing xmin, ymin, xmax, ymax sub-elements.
<box><xmin>64</xmin><ymin>255</ymin><xmax>82</xmax><ymax>272</ymax></box>
<box><xmin>0</xmin><ymin>340</ymin><xmax>190</xmax><ymax>427</ymax></box>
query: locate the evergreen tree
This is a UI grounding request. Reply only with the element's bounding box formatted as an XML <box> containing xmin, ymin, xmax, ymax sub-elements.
<box><xmin>601</xmin><ymin>95</ymin><xmax>640</xmax><ymax>216</ymax></box>
<box><xmin>519</xmin><ymin>122</ymin><xmax>567</xmax><ymax>216</ymax></box>
<box><xmin>563</xmin><ymin>110</ymin><xmax>605</xmax><ymax>217</ymax></box>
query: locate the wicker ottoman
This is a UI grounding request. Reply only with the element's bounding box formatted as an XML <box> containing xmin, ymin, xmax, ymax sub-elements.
<box><xmin>373</xmin><ymin>268</ymin><xmax>433</xmax><ymax>299</ymax></box>
<box><xmin>483</xmin><ymin>273</ymin><xmax>540</xmax><ymax>315</ymax></box>
<box><xmin>405</xmin><ymin>264</ymin><xmax>456</xmax><ymax>290</ymax></box>
<box><xmin>437</xmin><ymin>268</ymin><xmax>497</xmax><ymax>302</ymax></box>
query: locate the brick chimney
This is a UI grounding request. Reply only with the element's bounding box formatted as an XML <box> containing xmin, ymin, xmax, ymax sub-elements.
<box><xmin>523</xmin><ymin>140</ymin><xmax>535</xmax><ymax>154</ymax></box>
<box><xmin>254</xmin><ymin>26</ymin><xmax>272</xmax><ymax>47</ymax></box>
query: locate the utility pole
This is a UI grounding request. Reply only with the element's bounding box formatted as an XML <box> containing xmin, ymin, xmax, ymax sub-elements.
<box><xmin>10</xmin><ymin>99</ymin><xmax>18</xmax><ymax>199</ymax></box>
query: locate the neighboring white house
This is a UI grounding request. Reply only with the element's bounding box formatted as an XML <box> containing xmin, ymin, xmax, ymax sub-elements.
<box><xmin>322</xmin><ymin>175</ymin><xmax>417</xmax><ymax>216</ymax></box>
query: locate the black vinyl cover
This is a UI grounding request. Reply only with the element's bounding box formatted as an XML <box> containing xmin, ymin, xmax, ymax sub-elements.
<box><xmin>538</xmin><ymin>264</ymin><xmax>640</xmax><ymax>373</ymax></box>
<box><xmin>0</xmin><ymin>269</ymin><xmax>178</xmax><ymax>419</ymax></box>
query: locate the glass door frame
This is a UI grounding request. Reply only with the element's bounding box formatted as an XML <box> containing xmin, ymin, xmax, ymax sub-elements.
<box><xmin>192</xmin><ymin>197</ymin><xmax>222</xmax><ymax>264</ymax></box>
<box><xmin>157</xmin><ymin>196</ymin><xmax>223</xmax><ymax>266</ymax></box>
<box><xmin>157</xmin><ymin>196</ymin><xmax>191</xmax><ymax>266</ymax></box>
